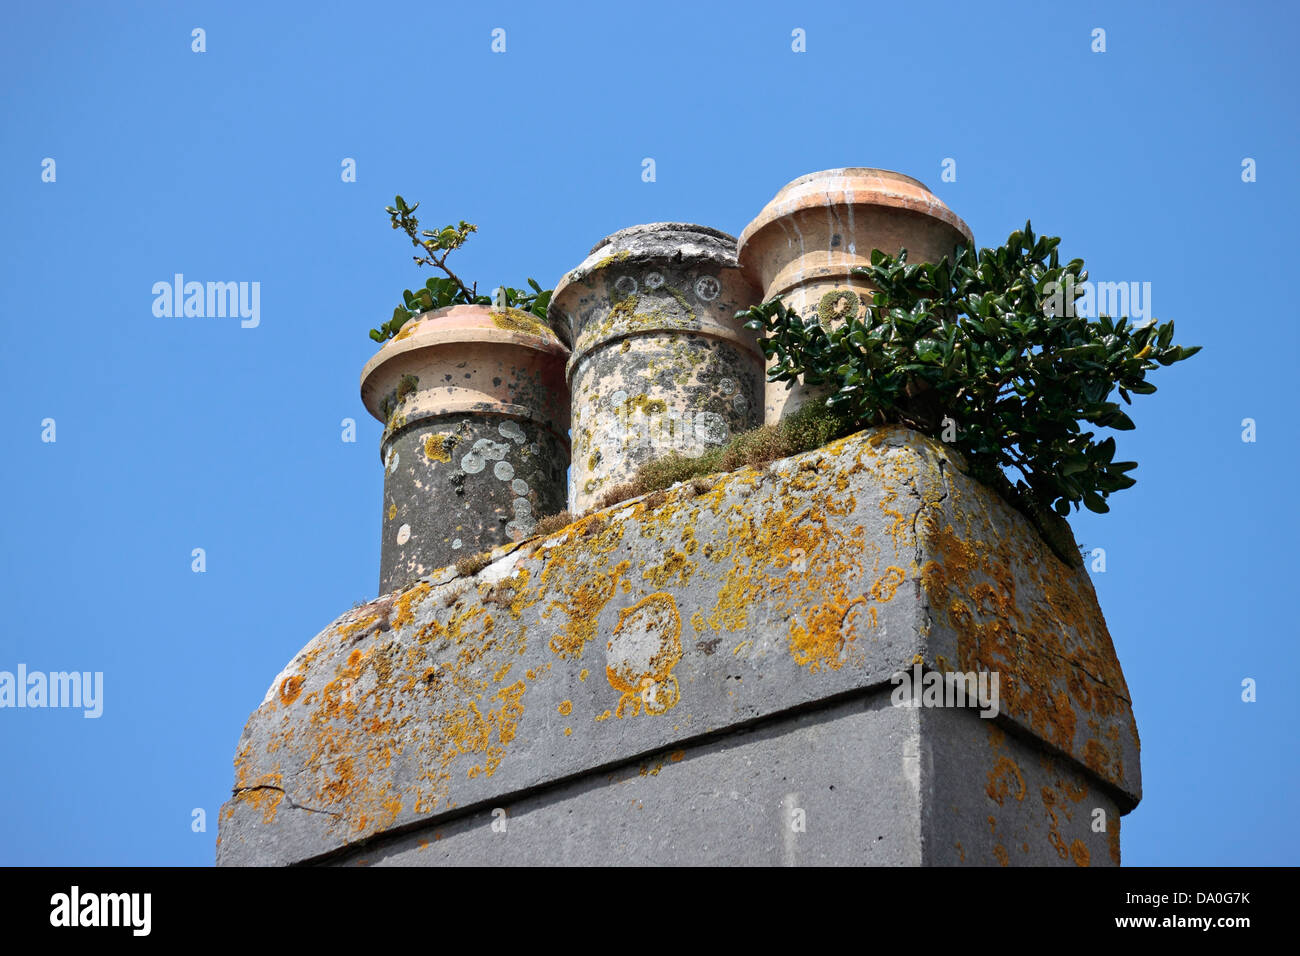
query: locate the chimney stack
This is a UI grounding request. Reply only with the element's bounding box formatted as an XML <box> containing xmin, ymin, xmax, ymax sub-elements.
<box><xmin>220</xmin><ymin>170</ymin><xmax>1142</xmax><ymax>868</ymax></box>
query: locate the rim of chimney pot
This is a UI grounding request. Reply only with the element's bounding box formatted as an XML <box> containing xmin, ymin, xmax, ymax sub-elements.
<box><xmin>359</xmin><ymin>304</ymin><xmax>569</xmax><ymax>426</ymax></box>
<box><xmin>736</xmin><ymin>167</ymin><xmax>974</xmax><ymax>265</ymax></box>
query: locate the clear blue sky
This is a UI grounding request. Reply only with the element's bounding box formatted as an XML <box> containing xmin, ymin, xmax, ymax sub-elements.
<box><xmin>1</xmin><ymin>0</ymin><xmax>1295</xmax><ymax>866</ymax></box>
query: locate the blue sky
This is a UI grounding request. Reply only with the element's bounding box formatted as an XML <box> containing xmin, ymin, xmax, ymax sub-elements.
<box><xmin>1</xmin><ymin>0</ymin><xmax>1295</xmax><ymax>865</ymax></box>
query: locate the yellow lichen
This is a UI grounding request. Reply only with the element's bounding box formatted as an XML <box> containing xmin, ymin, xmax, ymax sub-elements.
<box><xmin>423</xmin><ymin>432</ymin><xmax>458</xmax><ymax>463</ymax></box>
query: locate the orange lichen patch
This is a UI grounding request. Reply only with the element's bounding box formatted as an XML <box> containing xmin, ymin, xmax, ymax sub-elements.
<box><xmin>557</xmin><ymin>700</ymin><xmax>573</xmax><ymax>716</ymax></box>
<box><xmin>642</xmin><ymin>550</ymin><xmax>696</xmax><ymax>589</ymax></box>
<box><xmin>985</xmin><ymin>756</ymin><xmax>1027</xmax><ymax>806</ymax></box>
<box><xmin>669</xmin><ymin>750</ymin><xmax>684</xmax><ymax>763</ymax></box>
<box><xmin>1039</xmin><ymin>777</ymin><xmax>1081</xmax><ymax>862</ymax></box>
<box><xmin>870</xmin><ymin>566</ymin><xmax>906</xmax><ymax>602</ymax></box>
<box><xmin>463</xmin><ymin>680</ymin><xmax>527</xmax><ymax>779</ymax></box>
<box><xmin>606</xmin><ymin>592</ymin><xmax>683</xmax><ymax>718</ymax></box>
<box><xmin>233</xmin><ymin>771</ymin><xmax>285</xmax><ymax>825</ymax></box>
<box><xmin>545</xmin><ymin>560</ymin><xmax>630</xmax><ymax>659</ymax></box>
<box><xmin>392</xmin><ymin>582</ymin><xmax>431</xmax><ymax>630</ymax></box>
<box><xmin>579</xmin><ymin>669</ymin><xmax>589</xmax><ymax>681</ymax></box>
<box><xmin>708</xmin><ymin>558</ymin><xmax>759</xmax><ymax>633</ymax></box>
<box><xmin>279</xmin><ymin>675</ymin><xmax>304</xmax><ymax>706</ymax></box>
<box><xmin>337</xmin><ymin>613</ymin><xmax>380</xmax><ymax>641</ymax></box>
<box><xmin>788</xmin><ymin>595</ymin><xmax>867</xmax><ymax>672</ymax></box>
<box><xmin>387</xmin><ymin>502</ymin><xmax>397</xmax><ymax>521</ymax></box>
<box><xmin>993</xmin><ymin>844</ymin><xmax>1010</xmax><ymax>867</ymax></box>
<box><xmin>1070</xmin><ymin>839</ymin><xmax>1091</xmax><ymax>867</ymax></box>
<box><xmin>1108</xmin><ymin>820</ymin><xmax>1121</xmax><ymax>865</ymax></box>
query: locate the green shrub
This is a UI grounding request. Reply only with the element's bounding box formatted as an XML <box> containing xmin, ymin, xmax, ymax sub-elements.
<box><xmin>740</xmin><ymin>221</ymin><xmax>1200</xmax><ymax>520</ymax></box>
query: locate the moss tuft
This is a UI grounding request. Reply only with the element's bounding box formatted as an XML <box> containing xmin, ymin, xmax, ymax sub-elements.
<box><xmin>594</xmin><ymin>402</ymin><xmax>854</xmax><ymax>510</ymax></box>
<box><xmin>454</xmin><ymin>551</ymin><xmax>492</xmax><ymax>578</ymax></box>
<box><xmin>532</xmin><ymin>510</ymin><xmax>575</xmax><ymax>537</ymax></box>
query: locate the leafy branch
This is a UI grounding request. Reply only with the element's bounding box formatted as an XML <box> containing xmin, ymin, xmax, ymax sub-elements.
<box><xmin>370</xmin><ymin>195</ymin><xmax>553</xmax><ymax>342</ymax></box>
<box><xmin>740</xmin><ymin>221</ymin><xmax>1200</xmax><ymax>537</ymax></box>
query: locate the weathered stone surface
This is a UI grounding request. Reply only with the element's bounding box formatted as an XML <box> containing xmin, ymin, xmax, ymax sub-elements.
<box><xmin>315</xmin><ymin>694</ymin><xmax>1119</xmax><ymax>867</ymax></box>
<box><xmin>337</xmin><ymin>692</ymin><xmax>926</xmax><ymax>866</ymax></box>
<box><xmin>217</xmin><ymin>426</ymin><xmax>1139</xmax><ymax>866</ymax></box>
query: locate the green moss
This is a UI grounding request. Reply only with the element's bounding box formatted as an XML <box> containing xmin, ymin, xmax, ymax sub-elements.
<box><xmin>625</xmin><ymin>393</ymin><xmax>668</xmax><ymax>415</ymax></box>
<box><xmin>595</xmin><ymin>250</ymin><xmax>632</xmax><ymax>270</ymax></box>
<box><xmin>490</xmin><ymin>307</ymin><xmax>551</xmax><ymax>338</ymax></box>
<box><xmin>817</xmin><ymin>289</ymin><xmax>860</xmax><ymax>328</ymax></box>
<box><xmin>595</xmin><ymin>401</ymin><xmax>854</xmax><ymax>510</ymax></box>
<box><xmin>396</xmin><ymin>374</ymin><xmax>420</xmax><ymax>403</ymax></box>
<box><xmin>608</xmin><ymin>293</ymin><xmax>639</xmax><ymax>319</ymax></box>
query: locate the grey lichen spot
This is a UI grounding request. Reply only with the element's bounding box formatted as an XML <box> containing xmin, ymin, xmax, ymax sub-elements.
<box><xmin>718</xmin><ymin>377</ymin><xmax>736</xmax><ymax>397</ymax></box>
<box><xmin>511</xmin><ymin>478</ymin><xmax>530</xmax><ymax>496</ymax></box>
<box><xmin>733</xmin><ymin>394</ymin><xmax>749</xmax><ymax>414</ymax></box>
<box><xmin>615</xmin><ymin>275</ymin><xmax>638</xmax><ymax>296</ymax></box>
<box><xmin>609</xmin><ymin>389</ymin><xmax>628</xmax><ymax>409</ymax></box>
<box><xmin>452</xmin><ymin>538</ymin><xmax>463</xmax><ymax>550</ymax></box>
<box><xmin>494</xmin><ymin>460</ymin><xmax>515</xmax><ymax>482</ymax></box>
<box><xmin>475</xmin><ymin>438</ymin><xmax>510</xmax><ymax>460</ymax></box>
<box><xmin>396</xmin><ymin>523</ymin><xmax>411</xmax><ymax>545</ymax></box>
<box><xmin>506</xmin><ymin>515</ymin><xmax>537</xmax><ymax>539</ymax></box>
<box><xmin>498</xmin><ymin>420</ymin><xmax>526</xmax><ymax>445</ymax></box>
<box><xmin>385</xmin><ymin>449</ymin><xmax>399</xmax><ymax>474</ymax></box>
<box><xmin>694</xmin><ymin>276</ymin><xmax>721</xmax><ymax>301</ymax></box>
<box><xmin>645</xmin><ymin>272</ymin><xmax>664</xmax><ymax>290</ymax></box>
<box><xmin>694</xmin><ymin>411</ymin><xmax>729</xmax><ymax>446</ymax></box>
<box><xmin>462</xmin><ymin>437</ymin><xmax>509</xmax><ymax>474</ymax></box>
<box><xmin>513</xmin><ymin>497</ymin><xmax>534</xmax><ymax>517</ymax></box>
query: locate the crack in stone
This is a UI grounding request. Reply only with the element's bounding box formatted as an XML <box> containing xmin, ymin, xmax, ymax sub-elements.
<box><xmin>232</xmin><ymin>785</ymin><xmax>344</xmax><ymax>818</ymax></box>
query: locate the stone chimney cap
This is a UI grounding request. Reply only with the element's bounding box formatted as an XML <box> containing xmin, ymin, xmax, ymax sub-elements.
<box><xmin>587</xmin><ymin>221</ymin><xmax>739</xmax><ymax>258</ymax></box>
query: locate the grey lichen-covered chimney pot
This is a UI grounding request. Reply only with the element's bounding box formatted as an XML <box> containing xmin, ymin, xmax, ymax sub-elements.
<box><xmin>359</xmin><ymin>304</ymin><xmax>570</xmax><ymax>593</ymax></box>
<box><xmin>549</xmin><ymin>223</ymin><xmax>764</xmax><ymax>513</ymax></box>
